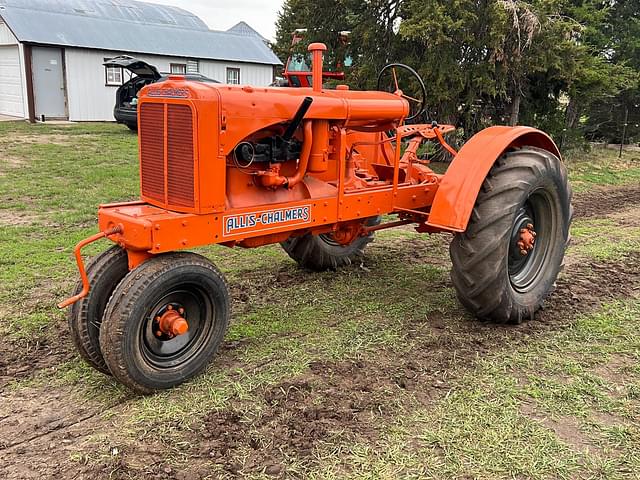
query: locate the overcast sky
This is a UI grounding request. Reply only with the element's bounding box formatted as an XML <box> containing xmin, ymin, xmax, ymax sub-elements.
<box><xmin>139</xmin><ymin>0</ymin><xmax>284</xmax><ymax>41</ymax></box>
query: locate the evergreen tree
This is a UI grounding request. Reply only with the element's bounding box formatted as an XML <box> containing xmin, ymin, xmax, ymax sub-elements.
<box><xmin>274</xmin><ymin>0</ymin><xmax>640</xmax><ymax>145</ymax></box>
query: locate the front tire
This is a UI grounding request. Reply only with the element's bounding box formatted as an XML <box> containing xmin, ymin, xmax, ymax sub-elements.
<box><xmin>450</xmin><ymin>147</ymin><xmax>572</xmax><ymax>324</ymax></box>
<box><xmin>68</xmin><ymin>246</ymin><xmax>129</xmax><ymax>375</ymax></box>
<box><xmin>99</xmin><ymin>252</ymin><xmax>230</xmax><ymax>394</ymax></box>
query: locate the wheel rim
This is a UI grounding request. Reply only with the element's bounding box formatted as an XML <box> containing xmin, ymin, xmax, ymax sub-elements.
<box><xmin>140</xmin><ymin>285</ymin><xmax>215</xmax><ymax>369</ymax></box>
<box><xmin>508</xmin><ymin>188</ymin><xmax>556</xmax><ymax>293</ymax></box>
<box><xmin>319</xmin><ymin>233</ymin><xmax>342</xmax><ymax>247</ymax></box>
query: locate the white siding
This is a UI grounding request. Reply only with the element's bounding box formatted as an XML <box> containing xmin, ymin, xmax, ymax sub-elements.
<box><xmin>0</xmin><ymin>22</ymin><xmax>25</xmax><ymax>118</ymax></box>
<box><xmin>65</xmin><ymin>48</ymin><xmax>189</xmax><ymax>121</ymax></box>
<box><xmin>0</xmin><ymin>21</ymin><xmax>17</xmax><ymax>45</ymax></box>
<box><xmin>199</xmin><ymin>60</ymin><xmax>273</xmax><ymax>86</ymax></box>
<box><xmin>64</xmin><ymin>47</ymin><xmax>276</xmax><ymax>121</ymax></box>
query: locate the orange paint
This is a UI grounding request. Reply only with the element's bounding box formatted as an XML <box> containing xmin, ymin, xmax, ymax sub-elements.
<box><xmin>157</xmin><ymin>306</ymin><xmax>189</xmax><ymax>337</ymax></box>
<box><xmin>57</xmin><ymin>225</ymin><xmax>122</xmax><ymax>309</ymax></box>
<box><xmin>518</xmin><ymin>223</ymin><xmax>537</xmax><ymax>255</ymax></box>
<box><xmin>427</xmin><ymin>126</ymin><xmax>561</xmax><ymax>232</ymax></box>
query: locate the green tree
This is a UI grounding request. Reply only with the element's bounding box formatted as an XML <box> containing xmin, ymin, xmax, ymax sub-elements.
<box><xmin>274</xmin><ymin>0</ymin><xmax>640</xmax><ymax>145</ymax></box>
<box><xmin>583</xmin><ymin>1</ymin><xmax>640</xmax><ymax>143</ymax></box>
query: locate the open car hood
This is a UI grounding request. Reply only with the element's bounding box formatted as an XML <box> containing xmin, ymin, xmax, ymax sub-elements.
<box><xmin>103</xmin><ymin>56</ymin><xmax>161</xmax><ymax>80</ymax></box>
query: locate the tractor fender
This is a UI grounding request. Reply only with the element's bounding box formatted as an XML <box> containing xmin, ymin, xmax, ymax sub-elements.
<box><xmin>427</xmin><ymin>126</ymin><xmax>561</xmax><ymax>232</ymax></box>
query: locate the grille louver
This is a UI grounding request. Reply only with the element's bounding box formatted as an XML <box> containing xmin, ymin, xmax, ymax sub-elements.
<box><xmin>139</xmin><ymin>103</ymin><xmax>165</xmax><ymax>202</ymax></box>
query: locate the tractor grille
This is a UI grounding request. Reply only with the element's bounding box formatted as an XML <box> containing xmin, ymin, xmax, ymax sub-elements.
<box><xmin>167</xmin><ymin>105</ymin><xmax>195</xmax><ymax>207</ymax></box>
<box><xmin>139</xmin><ymin>103</ymin><xmax>195</xmax><ymax>209</ymax></box>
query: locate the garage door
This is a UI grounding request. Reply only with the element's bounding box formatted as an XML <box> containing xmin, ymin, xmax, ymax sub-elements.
<box><xmin>0</xmin><ymin>45</ymin><xmax>25</xmax><ymax>117</ymax></box>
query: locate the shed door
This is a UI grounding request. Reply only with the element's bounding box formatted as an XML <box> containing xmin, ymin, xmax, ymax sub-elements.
<box><xmin>0</xmin><ymin>45</ymin><xmax>24</xmax><ymax>117</ymax></box>
<box><xmin>32</xmin><ymin>47</ymin><xmax>66</xmax><ymax>119</ymax></box>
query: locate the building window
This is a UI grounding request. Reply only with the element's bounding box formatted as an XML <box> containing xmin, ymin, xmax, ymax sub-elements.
<box><xmin>170</xmin><ymin>63</ymin><xmax>187</xmax><ymax>74</ymax></box>
<box><xmin>226</xmin><ymin>67</ymin><xmax>240</xmax><ymax>85</ymax></box>
<box><xmin>105</xmin><ymin>65</ymin><xmax>123</xmax><ymax>86</ymax></box>
<box><xmin>187</xmin><ymin>60</ymin><xmax>199</xmax><ymax>73</ymax></box>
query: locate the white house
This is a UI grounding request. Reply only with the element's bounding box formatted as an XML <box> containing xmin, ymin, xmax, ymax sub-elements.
<box><xmin>0</xmin><ymin>0</ymin><xmax>281</xmax><ymax>122</ymax></box>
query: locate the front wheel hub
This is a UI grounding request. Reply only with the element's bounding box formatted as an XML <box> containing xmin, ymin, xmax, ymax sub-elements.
<box><xmin>155</xmin><ymin>304</ymin><xmax>189</xmax><ymax>338</ymax></box>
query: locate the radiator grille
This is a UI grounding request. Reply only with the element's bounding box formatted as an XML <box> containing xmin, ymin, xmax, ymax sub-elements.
<box><xmin>167</xmin><ymin>105</ymin><xmax>195</xmax><ymax>207</ymax></box>
<box><xmin>139</xmin><ymin>103</ymin><xmax>195</xmax><ymax>209</ymax></box>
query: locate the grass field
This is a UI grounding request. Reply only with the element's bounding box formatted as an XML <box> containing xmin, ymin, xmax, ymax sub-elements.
<box><xmin>0</xmin><ymin>121</ymin><xmax>639</xmax><ymax>479</ymax></box>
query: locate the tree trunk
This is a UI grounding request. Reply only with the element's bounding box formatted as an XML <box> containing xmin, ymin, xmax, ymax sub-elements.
<box><xmin>509</xmin><ymin>93</ymin><xmax>521</xmax><ymax>126</ymax></box>
<box><xmin>565</xmin><ymin>97</ymin><xmax>580</xmax><ymax>130</ymax></box>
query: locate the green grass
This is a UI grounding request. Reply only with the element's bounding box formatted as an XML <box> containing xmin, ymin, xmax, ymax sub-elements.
<box><xmin>570</xmin><ymin>218</ymin><xmax>640</xmax><ymax>260</ymax></box>
<box><xmin>0</xmin><ymin>122</ymin><xmax>139</xmax><ymax>339</ymax></box>
<box><xmin>565</xmin><ymin>147</ymin><xmax>640</xmax><ymax>192</ymax></box>
<box><xmin>2</xmin><ymin>122</ymin><xmax>640</xmax><ymax>479</ymax></box>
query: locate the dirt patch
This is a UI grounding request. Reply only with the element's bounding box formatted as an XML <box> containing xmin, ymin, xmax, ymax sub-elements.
<box><xmin>520</xmin><ymin>401</ymin><xmax>602</xmax><ymax>454</ymax></box>
<box><xmin>542</xmin><ymin>256</ymin><xmax>640</xmax><ymax>320</ymax></box>
<box><xmin>0</xmin><ymin>275</ymin><xmax>79</xmax><ymax>388</ymax></box>
<box><xmin>0</xmin><ymin>210</ymin><xmax>40</xmax><ymax>227</ymax></box>
<box><xmin>591</xmin><ymin>355</ymin><xmax>637</xmax><ymax>399</ymax></box>
<box><xmin>588</xmin><ymin>410</ymin><xmax>626</xmax><ymax>428</ymax></box>
<box><xmin>0</xmin><ymin>384</ymin><xmax>128</xmax><ymax>480</ymax></box>
<box><xmin>0</xmin><ymin>323</ymin><xmax>73</xmax><ymax>390</ymax></box>
<box><xmin>2</xmin><ymin>133</ymin><xmax>98</xmax><ymax>146</ymax></box>
<box><xmin>369</xmin><ymin>234</ymin><xmax>452</xmax><ymax>268</ymax></box>
<box><xmin>0</xmin><ymin>152</ymin><xmax>26</xmax><ymax>170</ymax></box>
<box><xmin>573</xmin><ymin>184</ymin><xmax>640</xmax><ymax>219</ymax></box>
<box><xmin>198</xmin><ymin>363</ymin><xmax>392</xmax><ymax>477</ymax></box>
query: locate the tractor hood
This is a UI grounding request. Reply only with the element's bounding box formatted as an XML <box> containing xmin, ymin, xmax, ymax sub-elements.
<box><xmin>103</xmin><ymin>56</ymin><xmax>161</xmax><ymax>80</ymax></box>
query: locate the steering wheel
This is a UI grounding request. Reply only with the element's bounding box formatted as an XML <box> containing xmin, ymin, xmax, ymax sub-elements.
<box><xmin>376</xmin><ymin>63</ymin><xmax>427</xmax><ymax>122</ymax></box>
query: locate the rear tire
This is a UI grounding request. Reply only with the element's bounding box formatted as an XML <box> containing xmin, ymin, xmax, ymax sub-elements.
<box><xmin>68</xmin><ymin>246</ymin><xmax>129</xmax><ymax>375</ymax></box>
<box><xmin>281</xmin><ymin>217</ymin><xmax>381</xmax><ymax>271</ymax></box>
<box><xmin>450</xmin><ymin>147</ymin><xmax>572</xmax><ymax>324</ymax></box>
<box><xmin>99</xmin><ymin>252</ymin><xmax>230</xmax><ymax>394</ymax></box>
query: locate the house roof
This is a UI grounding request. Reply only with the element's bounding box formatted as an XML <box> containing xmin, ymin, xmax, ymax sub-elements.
<box><xmin>227</xmin><ymin>21</ymin><xmax>267</xmax><ymax>43</ymax></box>
<box><xmin>0</xmin><ymin>0</ymin><xmax>282</xmax><ymax>65</ymax></box>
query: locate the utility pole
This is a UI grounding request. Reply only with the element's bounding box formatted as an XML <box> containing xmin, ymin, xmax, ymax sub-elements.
<box><xmin>620</xmin><ymin>105</ymin><xmax>629</xmax><ymax>158</ymax></box>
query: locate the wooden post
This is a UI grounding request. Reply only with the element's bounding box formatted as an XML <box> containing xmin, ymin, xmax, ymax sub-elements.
<box><xmin>620</xmin><ymin>105</ymin><xmax>629</xmax><ymax>159</ymax></box>
<box><xmin>23</xmin><ymin>44</ymin><xmax>36</xmax><ymax>123</ymax></box>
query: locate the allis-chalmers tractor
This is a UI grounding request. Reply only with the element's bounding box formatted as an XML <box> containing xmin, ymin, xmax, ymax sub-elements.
<box><xmin>59</xmin><ymin>44</ymin><xmax>571</xmax><ymax>393</ymax></box>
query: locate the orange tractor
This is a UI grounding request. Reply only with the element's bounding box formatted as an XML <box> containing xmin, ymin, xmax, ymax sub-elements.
<box><xmin>59</xmin><ymin>44</ymin><xmax>571</xmax><ymax>393</ymax></box>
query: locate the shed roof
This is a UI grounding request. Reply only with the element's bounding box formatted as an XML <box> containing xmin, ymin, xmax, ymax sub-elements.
<box><xmin>227</xmin><ymin>21</ymin><xmax>268</xmax><ymax>43</ymax></box>
<box><xmin>0</xmin><ymin>0</ymin><xmax>282</xmax><ymax>65</ymax></box>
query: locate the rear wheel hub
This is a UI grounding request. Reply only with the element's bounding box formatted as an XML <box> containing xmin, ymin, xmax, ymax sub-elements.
<box><xmin>517</xmin><ymin>223</ymin><xmax>537</xmax><ymax>256</ymax></box>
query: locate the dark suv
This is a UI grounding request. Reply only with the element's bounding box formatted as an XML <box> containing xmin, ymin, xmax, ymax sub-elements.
<box><xmin>104</xmin><ymin>56</ymin><xmax>219</xmax><ymax>131</ymax></box>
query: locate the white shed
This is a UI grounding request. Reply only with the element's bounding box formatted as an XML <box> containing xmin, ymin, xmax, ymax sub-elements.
<box><xmin>0</xmin><ymin>0</ymin><xmax>281</xmax><ymax>122</ymax></box>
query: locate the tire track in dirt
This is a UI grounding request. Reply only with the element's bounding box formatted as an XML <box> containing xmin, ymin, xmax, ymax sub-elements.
<box><xmin>0</xmin><ymin>324</ymin><xmax>73</xmax><ymax>390</ymax></box>
<box><xmin>0</xmin><ymin>383</ymin><xmax>136</xmax><ymax>480</ymax></box>
<box><xmin>573</xmin><ymin>184</ymin><xmax>640</xmax><ymax>219</ymax></box>
<box><xmin>0</xmin><ymin>336</ymin><xmax>280</xmax><ymax>479</ymax></box>
<box><xmin>0</xmin><ymin>397</ymin><xmax>125</xmax><ymax>451</ymax></box>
